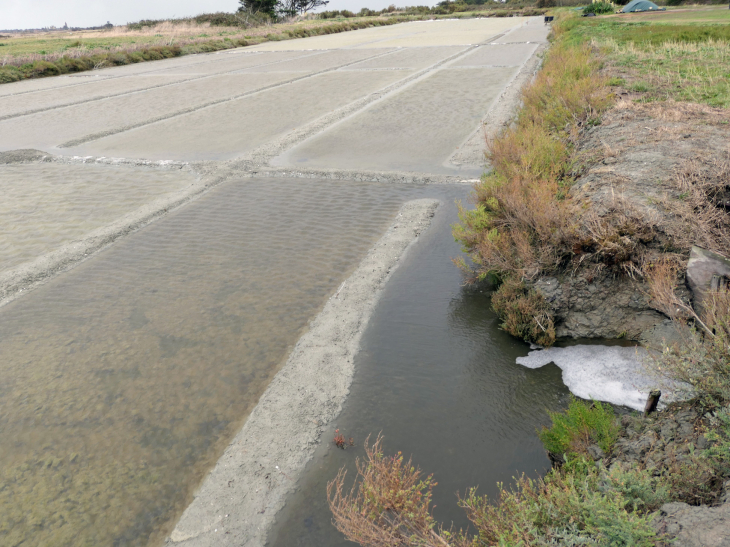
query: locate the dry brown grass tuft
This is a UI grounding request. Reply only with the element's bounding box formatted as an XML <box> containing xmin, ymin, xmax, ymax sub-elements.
<box><xmin>327</xmin><ymin>434</ymin><xmax>455</xmax><ymax>547</ymax></box>
<box><xmin>656</xmin><ymin>155</ymin><xmax>730</xmax><ymax>256</ymax></box>
<box><xmin>615</xmin><ymin>99</ymin><xmax>730</xmax><ymax>124</ymax></box>
<box><xmin>644</xmin><ymin>256</ymin><xmax>697</xmax><ymax>325</ymax></box>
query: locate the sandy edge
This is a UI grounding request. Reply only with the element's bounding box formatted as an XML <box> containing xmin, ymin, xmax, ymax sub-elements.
<box><xmin>166</xmin><ymin>198</ymin><xmax>439</xmax><ymax>547</ymax></box>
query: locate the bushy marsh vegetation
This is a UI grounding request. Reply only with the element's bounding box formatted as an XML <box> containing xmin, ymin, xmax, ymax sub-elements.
<box><xmin>454</xmin><ymin>8</ymin><xmax>730</xmax><ymax>345</ymax></box>
<box><xmin>329</xmin><ymin>393</ymin><xmax>730</xmax><ymax>546</ymax></box>
<box><xmin>453</xmin><ymin>19</ymin><xmax>612</xmax><ymax>345</ymax></box>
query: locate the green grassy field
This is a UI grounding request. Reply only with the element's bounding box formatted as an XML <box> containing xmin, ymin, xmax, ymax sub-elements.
<box><xmin>565</xmin><ymin>6</ymin><xmax>730</xmax><ymax>107</ymax></box>
<box><xmin>612</xmin><ymin>5</ymin><xmax>730</xmax><ymax>24</ymax></box>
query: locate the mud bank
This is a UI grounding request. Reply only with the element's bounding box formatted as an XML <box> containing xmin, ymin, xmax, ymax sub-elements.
<box><xmin>167</xmin><ymin>198</ymin><xmax>438</xmax><ymax>547</ymax></box>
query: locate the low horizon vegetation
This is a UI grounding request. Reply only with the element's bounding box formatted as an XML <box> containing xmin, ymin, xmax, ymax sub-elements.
<box><xmin>0</xmin><ymin>3</ymin><xmax>546</xmax><ymax>84</ymax></box>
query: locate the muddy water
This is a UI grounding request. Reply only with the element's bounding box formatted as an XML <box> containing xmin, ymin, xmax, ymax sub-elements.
<box><xmin>0</xmin><ymin>178</ymin><xmax>459</xmax><ymax>547</ymax></box>
<box><xmin>0</xmin><ymin>163</ymin><xmax>197</xmax><ymax>272</ymax></box>
<box><xmin>266</xmin><ymin>198</ymin><xmax>570</xmax><ymax>547</ymax></box>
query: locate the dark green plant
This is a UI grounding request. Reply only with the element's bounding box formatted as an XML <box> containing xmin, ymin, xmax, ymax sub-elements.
<box><xmin>239</xmin><ymin>0</ymin><xmax>279</xmax><ymax>19</ymax></box>
<box><xmin>538</xmin><ymin>396</ymin><xmax>620</xmax><ymax>457</ymax></box>
<box><xmin>584</xmin><ymin>2</ymin><xmax>615</xmax><ymax>15</ymax></box>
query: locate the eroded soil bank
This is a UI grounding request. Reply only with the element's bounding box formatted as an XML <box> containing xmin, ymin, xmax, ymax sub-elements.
<box><xmin>535</xmin><ymin>100</ymin><xmax>730</xmax><ymax>343</ymax></box>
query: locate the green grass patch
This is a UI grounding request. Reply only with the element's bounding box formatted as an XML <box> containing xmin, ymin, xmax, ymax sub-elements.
<box><xmin>563</xmin><ymin>15</ymin><xmax>730</xmax><ymax>107</ymax></box>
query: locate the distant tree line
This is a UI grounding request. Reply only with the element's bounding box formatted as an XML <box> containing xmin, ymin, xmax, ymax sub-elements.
<box><xmin>239</xmin><ymin>0</ymin><xmax>330</xmax><ymax>19</ymax></box>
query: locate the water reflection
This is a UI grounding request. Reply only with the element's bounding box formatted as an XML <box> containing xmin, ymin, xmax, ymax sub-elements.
<box><xmin>266</xmin><ymin>197</ymin><xmax>569</xmax><ymax>547</ymax></box>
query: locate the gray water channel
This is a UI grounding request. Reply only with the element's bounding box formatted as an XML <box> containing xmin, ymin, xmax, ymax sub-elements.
<box><xmin>0</xmin><ymin>177</ymin><xmax>487</xmax><ymax>547</ymax></box>
<box><xmin>266</xmin><ymin>196</ymin><xmax>570</xmax><ymax>547</ymax></box>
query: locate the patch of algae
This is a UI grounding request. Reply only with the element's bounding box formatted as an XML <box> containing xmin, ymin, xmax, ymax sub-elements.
<box><xmin>0</xmin><ymin>453</ymin><xmax>173</xmax><ymax>547</ymax></box>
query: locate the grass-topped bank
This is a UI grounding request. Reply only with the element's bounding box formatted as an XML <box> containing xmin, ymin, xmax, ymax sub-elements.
<box><xmin>454</xmin><ymin>7</ymin><xmax>730</xmax><ymax>346</ymax></box>
<box><xmin>0</xmin><ymin>5</ymin><xmax>545</xmax><ymax>85</ymax></box>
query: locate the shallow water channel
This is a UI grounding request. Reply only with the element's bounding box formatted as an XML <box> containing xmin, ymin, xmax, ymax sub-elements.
<box><xmin>0</xmin><ymin>177</ymin><xmax>500</xmax><ymax>547</ymax></box>
<box><xmin>267</xmin><ymin>196</ymin><xmax>570</xmax><ymax>546</ymax></box>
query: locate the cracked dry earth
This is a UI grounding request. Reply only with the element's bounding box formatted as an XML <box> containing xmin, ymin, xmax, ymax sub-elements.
<box><xmin>0</xmin><ymin>17</ymin><xmax>550</xmax><ymax>547</ymax></box>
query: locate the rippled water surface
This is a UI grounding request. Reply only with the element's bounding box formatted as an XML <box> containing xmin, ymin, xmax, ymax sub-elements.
<box><xmin>0</xmin><ymin>163</ymin><xmax>197</xmax><ymax>272</ymax></box>
<box><xmin>267</xmin><ymin>198</ymin><xmax>570</xmax><ymax>547</ymax></box>
<box><xmin>0</xmin><ymin>178</ymin><xmax>459</xmax><ymax>547</ymax></box>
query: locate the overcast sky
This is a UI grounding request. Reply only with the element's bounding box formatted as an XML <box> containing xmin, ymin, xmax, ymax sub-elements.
<box><xmin>1</xmin><ymin>0</ymin><xmax>436</xmax><ymax>30</ymax></box>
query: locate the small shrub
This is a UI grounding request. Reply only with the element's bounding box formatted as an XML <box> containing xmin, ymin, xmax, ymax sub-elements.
<box><xmin>538</xmin><ymin>396</ymin><xmax>620</xmax><ymax>458</ymax></box>
<box><xmin>460</xmin><ymin>457</ymin><xmax>662</xmax><ymax>547</ymax></box>
<box><xmin>327</xmin><ymin>435</ymin><xmax>450</xmax><ymax>546</ymax></box>
<box><xmin>28</xmin><ymin>60</ymin><xmax>60</xmax><ymax>77</ymax></box>
<box><xmin>57</xmin><ymin>56</ymin><xmax>89</xmax><ymax>72</ymax></box>
<box><xmin>143</xmin><ymin>49</ymin><xmax>163</xmax><ymax>60</ymax></box>
<box><xmin>491</xmin><ymin>278</ymin><xmax>556</xmax><ymax>347</ymax></box>
<box><xmin>583</xmin><ymin>2</ymin><xmax>615</xmax><ymax>15</ymax></box>
<box><xmin>0</xmin><ymin>67</ymin><xmax>22</xmax><ymax>83</ymax></box>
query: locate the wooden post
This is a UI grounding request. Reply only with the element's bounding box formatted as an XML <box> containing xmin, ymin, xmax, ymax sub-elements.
<box><xmin>644</xmin><ymin>389</ymin><xmax>661</xmax><ymax>414</ymax></box>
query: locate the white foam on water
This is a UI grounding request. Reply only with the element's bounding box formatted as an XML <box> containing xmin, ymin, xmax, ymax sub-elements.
<box><xmin>516</xmin><ymin>345</ymin><xmax>653</xmax><ymax>411</ymax></box>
